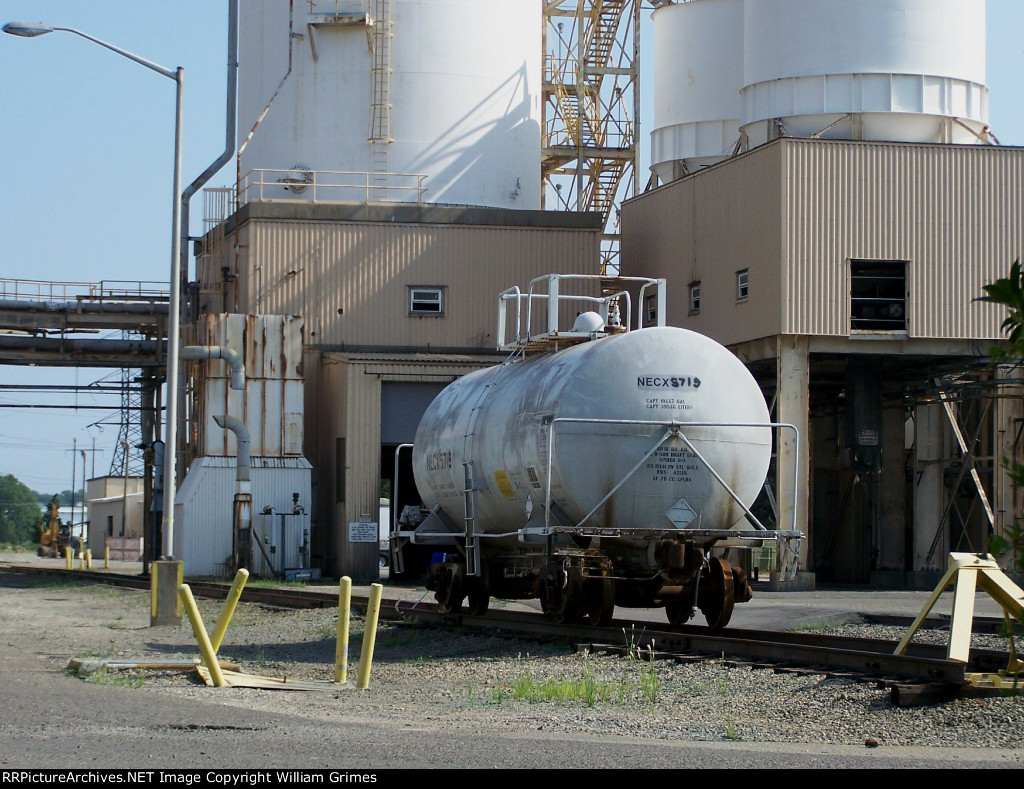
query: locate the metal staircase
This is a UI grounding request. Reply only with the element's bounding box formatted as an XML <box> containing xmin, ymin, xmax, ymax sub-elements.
<box><xmin>542</xmin><ymin>1</ymin><xmax>640</xmax><ymax>275</ymax></box>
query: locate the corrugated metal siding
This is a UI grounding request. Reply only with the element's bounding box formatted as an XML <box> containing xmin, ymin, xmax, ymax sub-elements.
<box><xmin>174</xmin><ymin>456</ymin><xmax>313</xmax><ymax>578</ymax></box>
<box><xmin>623</xmin><ymin>139</ymin><xmax>1024</xmax><ymax>344</ymax></box>
<box><xmin>783</xmin><ymin>140</ymin><xmax>1024</xmax><ymax>339</ymax></box>
<box><xmin>234</xmin><ymin>221</ymin><xmax>599</xmax><ymax>350</ymax></box>
<box><xmin>621</xmin><ymin>145</ymin><xmax>784</xmax><ymax>346</ymax></box>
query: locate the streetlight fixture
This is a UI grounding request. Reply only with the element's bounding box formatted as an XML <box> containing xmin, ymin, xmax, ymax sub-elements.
<box><xmin>4</xmin><ymin>21</ymin><xmax>185</xmax><ymax>564</ymax></box>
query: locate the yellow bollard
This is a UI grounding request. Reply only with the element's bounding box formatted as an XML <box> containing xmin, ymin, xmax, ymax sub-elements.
<box><xmin>335</xmin><ymin>576</ymin><xmax>352</xmax><ymax>684</ymax></box>
<box><xmin>104</xmin><ymin>546</ymin><xmax>109</xmax><ymax>569</ymax></box>
<box><xmin>85</xmin><ymin>549</ymin><xmax>92</xmax><ymax>570</ymax></box>
<box><xmin>356</xmin><ymin>583</ymin><xmax>383</xmax><ymax>690</ymax></box>
<box><xmin>65</xmin><ymin>546</ymin><xmax>73</xmax><ymax>570</ymax></box>
<box><xmin>178</xmin><ymin>584</ymin><xmax>226</xmax><ymax>688</ymax></box>
<box><xmin>210</xmin><ymin>569</ymin><xmax>249</xmax><ymax>652</ymax></box>
<box><xmin>150</xmin><ymin>567</ymin><xmax>157</xmax><ymax>621</ymax></box>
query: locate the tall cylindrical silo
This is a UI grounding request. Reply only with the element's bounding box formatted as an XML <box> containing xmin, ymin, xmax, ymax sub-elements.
<box><xmin>237</xmin><ymin>0</ymin><xmax>541</xmax><ymax>209</ymax></box>
<box><xmin>740</xmin><ymin>0</ymin><xmax>989</xmax><ymax>147</ymax></box>
<box><xmin>649</xmin><ymin>0</ymin><xmax>745</xmax><ymax>183</ymax></box>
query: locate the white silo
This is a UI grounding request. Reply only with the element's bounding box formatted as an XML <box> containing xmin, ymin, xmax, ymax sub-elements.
<box><xmin>741</xmin><ymin>0</ymin><xmax>989</xmax><ymax>147</ymax></box>
<box><xmin>237</xmin><ymin>0</ymin><xmax>541</xmax><ymax>209</ymax></box>
<box><xmin>649</xmin><ymin>0</ymin><xmax>745</xmax><ymax>183</ymax></box>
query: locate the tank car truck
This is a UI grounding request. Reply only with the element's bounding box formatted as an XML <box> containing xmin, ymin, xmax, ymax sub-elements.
<box><xmin>390</xmin><ymin>275</ymin><xmax>803</xmax><ymax>628</ymax></box>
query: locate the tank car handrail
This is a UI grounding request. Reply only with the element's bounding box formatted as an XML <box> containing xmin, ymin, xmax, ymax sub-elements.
<box><xmin>543</xmin><ymin>417</ymin><xmax>800</xmax><ymax>536</ymax></box>
<box><xmin>498</xmin><ymin>274</ymin><xmax>667</xmax><ymax>349</ymax></box>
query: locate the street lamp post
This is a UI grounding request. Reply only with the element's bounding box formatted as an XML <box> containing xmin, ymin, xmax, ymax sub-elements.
<box><xmin>3</xmin><ymin>21</ymin><xmax>184</xmax><ymax>565</ymax></box>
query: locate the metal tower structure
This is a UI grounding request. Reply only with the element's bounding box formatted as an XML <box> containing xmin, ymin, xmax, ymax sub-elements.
<box><xmin>109</xmin><ymin>349</ymin><xmax>146</xmax><ymax>479</ymax></box>
<box><xmin>542</xmin><ymin>0</ymin><xmax>641</xmax><ymax>275</ymax></box>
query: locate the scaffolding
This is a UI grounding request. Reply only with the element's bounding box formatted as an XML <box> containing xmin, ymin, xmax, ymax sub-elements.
<box><xmin>542</xmin><ymin>1</ymin><xmax>641</xmax><ymax>275</ymax></box>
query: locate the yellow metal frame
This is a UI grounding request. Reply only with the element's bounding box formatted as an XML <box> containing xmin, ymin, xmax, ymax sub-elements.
<box><xmin>894</xmin><ymin>553</ymin><xmax>1024</xmax><ymax>682</ymax></box>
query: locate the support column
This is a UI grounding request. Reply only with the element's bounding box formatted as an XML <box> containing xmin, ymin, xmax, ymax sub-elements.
<box><xmin>912</xmin><ymin>402</ymin><xmax>946</xmax><ymax>588</ymax></box>
<box><xmin>872</xmin><ymin>404</ymin><xmax>908</xmax><ymax>585</ymax></box>
<box><xmin>775</xmin><ymin>335</ymin><xmax>813</xmax><ymax>589</ymax></box>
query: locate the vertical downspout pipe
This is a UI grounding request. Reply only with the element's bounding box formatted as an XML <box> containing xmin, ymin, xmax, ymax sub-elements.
<box><xmin>212</xmin><ymin>415</ymin><xmax>251</xmax><ymax>481</ymax></box>
<box><xmin>214</xmin><ymin>414</ymin><xmax>252</xmax><ymax>572</ymax></box>
<box><xmin>180</xmin><ymin>0</ymin><xmax>239</xmax><ymax>309</ymax></box>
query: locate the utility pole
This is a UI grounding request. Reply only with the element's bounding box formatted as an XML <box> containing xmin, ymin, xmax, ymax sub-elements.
<box><xmin>80</xmin><ymin>449</ymin><xmax>87</xmax><ymax>548</ymax></box>
<box><xmin>67</xmin><ymin>439</ymin><xmax>77</xmax><ymax>537</ymax></box>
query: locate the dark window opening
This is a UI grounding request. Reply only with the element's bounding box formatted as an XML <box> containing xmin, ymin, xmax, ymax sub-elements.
<box><xmin>851</xmin><ymin>260</ymin><xmax>906</xmax><ymax>331</ymax></box>
<box><xmin>645</xmin><ymin>295</ymin><xmax>657</xmax><ymax>323</ymax></box>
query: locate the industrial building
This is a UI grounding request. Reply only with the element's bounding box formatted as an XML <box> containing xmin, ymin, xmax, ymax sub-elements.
<box><xmin>162</xmin><ymin>0</ymin><xmax>1023</xmax><ymax>587</ymax></box>
<box><xmin>621</xmin><ymin>0</ymin><xmax>1024</xmax><ymax>587</ymax></box>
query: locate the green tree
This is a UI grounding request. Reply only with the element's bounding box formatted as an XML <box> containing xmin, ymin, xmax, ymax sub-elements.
<box><xmin>977</xmin><ymin>259</ymin><xmax>1024</xmax><ymax>565</ymax></box>
<box><xmin>0</xmin><ymin>474</ymin><xmax>44</xmax><ymax>546</ymax></box>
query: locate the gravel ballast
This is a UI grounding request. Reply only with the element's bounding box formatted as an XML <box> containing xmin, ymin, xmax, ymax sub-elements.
<box><xmin>3</xmin><ymin>570</ymin><xmax>1021</xmax><ymax>757</ymax></box>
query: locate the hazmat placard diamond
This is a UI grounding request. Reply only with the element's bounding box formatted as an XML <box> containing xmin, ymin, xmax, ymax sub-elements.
<box><xmin>666</xmin><ymin>499</ymin><xmax>697</xmax><ymax>528</ymax></box>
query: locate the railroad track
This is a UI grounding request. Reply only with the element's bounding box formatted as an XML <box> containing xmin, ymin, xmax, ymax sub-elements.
<box><xmin>2</xmin><ymin>563</ymin><xmax>1014</xmax><ymax>701</ymax></box>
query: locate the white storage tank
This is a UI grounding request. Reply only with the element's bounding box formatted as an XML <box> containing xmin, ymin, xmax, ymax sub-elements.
<box><xmin>650</xmin><ymin>0</ymin><xmax>745</xmax><ymax>182</ymax></box>
<box><xmin>740</xmin><ymin>0</ymin><xmax>989</xmax><ymax>147</ymax></box>
<box><xmin>238</xmin><ymin>0</ymin><xmax>541</xmax><ymax>208</ymax></box>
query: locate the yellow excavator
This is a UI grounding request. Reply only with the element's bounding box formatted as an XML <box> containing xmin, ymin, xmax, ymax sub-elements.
<box><xmin>38</xmin><ymin>499</ymin><xmax>73</xmax><ymax>558</ymax></box>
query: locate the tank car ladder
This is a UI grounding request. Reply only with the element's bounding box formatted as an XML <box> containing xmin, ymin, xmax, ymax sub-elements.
<box><xmin>462</xmin><ymin>461</ymin><xmax>480</xmax><ymax>578</ymax></box>
<box><xmin>459</xmin><ymin>353</ymin><xmax>521</xmax><ymax>578</ymax></box>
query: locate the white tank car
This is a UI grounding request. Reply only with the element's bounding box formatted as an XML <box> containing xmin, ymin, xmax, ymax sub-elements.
<box><xmin>396</xmin><ymin>276</ymin><xmax>799</xmax><ymax>629</ymax></box>
<box><xmin>413</xmin><ymin>326</ymin><xmax>771</xmax><ymax>538</ymax></box>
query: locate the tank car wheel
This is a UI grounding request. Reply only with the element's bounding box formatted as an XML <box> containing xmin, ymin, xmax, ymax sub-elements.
<box><xmin>465</xmin><ymin>565</ymin><xmax>490</xmax><ymax>616</ymax></box>
<box><xmin>542</xmin><ymin>566</ymin><xmax>583</xmax><ymax>624</ymax></box>
<box><xmin>583</xmin><ymin>576</ymin><xmax>615</xmax><ymax>626</ymax></box>
<box><xmin>699</xmin><ymin>557</ymin><xmax>735</xmax><ymax>629</ymax></box>
<box><xmin>664</xmin><ymin>599</ymin><xmax>693</xmax><ymax>627</ymax></box>
<box><xmin>436</xmin><ymin>562</ymin><xmax>466</xmax><ymax>614</ymax></box>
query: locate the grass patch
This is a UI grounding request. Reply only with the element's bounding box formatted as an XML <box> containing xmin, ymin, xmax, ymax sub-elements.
<box><xmin>243</xmin><ymin>578</ymin><xmax>311</xmax><ymax>590</ymax></box>
<box><xmin>103</xmin><ymin>614</ymin><xmax>126</xmax><ymax>629</ymax></box>
<box><xmin>77</xmin><ymin>666</ymin><xmax>146</xmax><ymax>689</ymax></box>
<box><xmin>495</xmin><ymin>662</ymin><xmax>632</xmax><ymax>707</ymax></box>
<box><xmin>639</xmin><ymin>654</ymin><xmax>659</xmax><ymax>704</ymax></box>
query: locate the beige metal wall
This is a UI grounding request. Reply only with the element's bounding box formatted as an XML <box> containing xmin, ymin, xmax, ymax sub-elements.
<box><xmin>208</xmin><ymin>207</ymin><xmax>602</xmax><ymax>352</ymax></box>
<box><xmin>622</xmin><ymin>139</ymin><xmax>1024</xmax><ymax>344</ymax></box>
<box><xmin>622</xmin><ymin>143</ymin><xmax>785</xmax><ymax>345</ymax></box>
<box><xmin>781</xmin><ymin>140</ymin><xmax>1024</xmax><ymax>339</ymax></box>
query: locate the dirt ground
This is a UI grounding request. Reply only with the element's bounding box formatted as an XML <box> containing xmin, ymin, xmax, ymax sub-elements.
<box><xmin>2</xmin><ymin>557</ymin><xmax>1024</xmax><ymax>769</ymax></box>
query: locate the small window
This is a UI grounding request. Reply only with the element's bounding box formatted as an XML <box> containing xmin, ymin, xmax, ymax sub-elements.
<box><xmin>645</xmin><ymin>295</ymin><xmax>658</xmax><ymax>323</ymax></box>
<box><xmin>736</xmin><ymin>269</ymin><xmax>749</xmax><ymax>301</ymax></box>
<box><xmin>689</xmin><ymin>281</ymin><xmax>701</xmax><ymax>313</ymax></box>
<box><xmin>851</xmin><ymin>260</ymin><xmax>906</xmax><ymax>331</ymax></box>
<box><xmin>409</xmin><ymin>286</ymin><xmax>444</xmax><ymax>316</ymax></box>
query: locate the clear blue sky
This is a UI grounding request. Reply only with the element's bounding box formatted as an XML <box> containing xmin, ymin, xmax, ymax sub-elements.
<box><xmin>1</xmin><ymin>1</ymin><xmax>1022</xmax><ymax>495</ymax></box>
